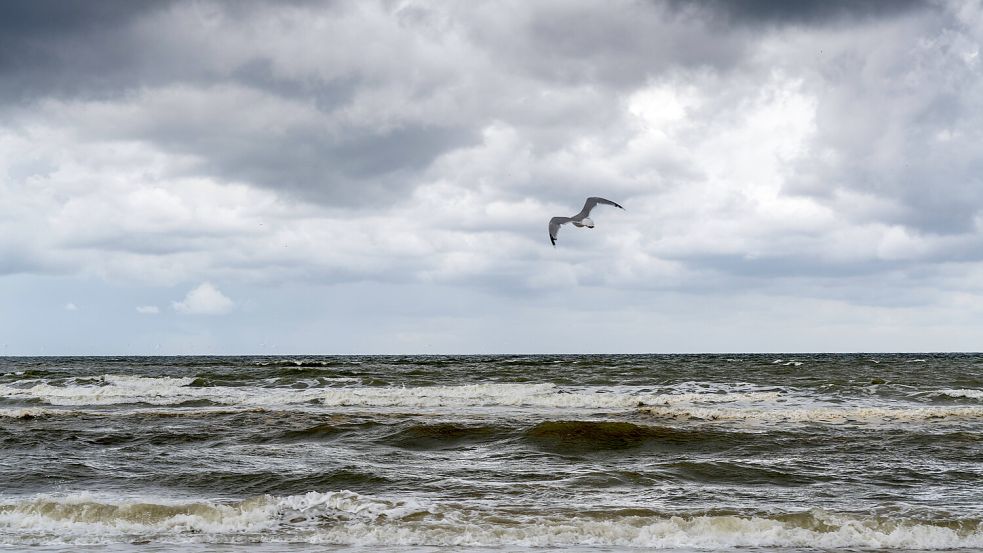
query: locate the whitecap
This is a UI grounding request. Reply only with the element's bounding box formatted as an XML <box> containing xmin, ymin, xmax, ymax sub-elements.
<box><xmin>0</xmin><ymin>378</ymin><xmax>789</xmax><ymax>411</ymax></box>
<box><xmin>0</xmin><ymin>491</ymin><xmax>980</xmax><ymax>549</ymax></box>
<box><xmin>931</xmin><ymin>389</ymin><xmax>983</xmax><ymax>400</ymax></box>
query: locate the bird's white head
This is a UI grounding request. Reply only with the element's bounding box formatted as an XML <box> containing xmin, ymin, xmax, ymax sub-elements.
<box><xmin>581</xmin><ymin>217</ymin><xmax>594</xmax><ymax>228</ymax></box>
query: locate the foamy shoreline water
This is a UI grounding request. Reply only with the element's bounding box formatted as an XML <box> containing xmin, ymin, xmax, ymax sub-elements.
<box><xmin>2</xmin><ymin>490</ymin><xmax>981</xmax><ymax>549</ymax></box>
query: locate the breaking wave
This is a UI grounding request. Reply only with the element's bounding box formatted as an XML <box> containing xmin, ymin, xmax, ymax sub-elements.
<box><xmin>0</xmin><ymin>491</ymin><xmax>980</xmax><ymax>549</ymax></box>
<box><xmin>931</xmin><ymin>389</ymin><xmax>983</xmax><ymax>401</ymax></box>
<box><xmin>0</xmin><ymin>377</ymin><xmax>783</xmax><ymax>410</ymax></box>
<box><xmin>5</xmin><ymin>377</ymin><xmax>980</xmax><ymax>428</ymax></box>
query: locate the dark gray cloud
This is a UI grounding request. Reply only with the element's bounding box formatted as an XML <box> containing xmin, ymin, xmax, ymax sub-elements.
<box><xmin>685</xmin><ymin>0</ymin><xmax>929</xmax><ymax>26</ymax></box>
<box><xmin>0</xmin><ymin>1</ymin><xmax>176</xmax><ymax>102</ymax></box>
<box><xmin>460</xmin><ymin>2</ymin><xmax>751</xmax><ymax>90</ymax></box>
<box><xmin>0</xmin><ymin>1</ymin><xmax>351</xmax><ymax>107</ymax></box>
<box><xmin>0</xmin><ymin>0</ymin><xmax>159</xmax><ymax>37</ymax></box>
<box><xmin>187</xmin><ymin>123</ymin><xmax>478</xmax><ymax>207</ymax></box>
<box><xmin>82</xmin><ymin>87</ymin><xmax>478</xmax><ymax>206</ymax></box>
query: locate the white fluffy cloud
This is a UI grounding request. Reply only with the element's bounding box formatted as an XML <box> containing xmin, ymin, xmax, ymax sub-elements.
<box><xmin>136</xmin><ymin>305</ymin><xmax>160</xmax><ymax>315</ymax></box>
<box><xmin>172</xmin><ymin>283</ymin><xmax>234</xmax><ymax>315</ymax></box>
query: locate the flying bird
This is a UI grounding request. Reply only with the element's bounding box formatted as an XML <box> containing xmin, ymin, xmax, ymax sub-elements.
<box><xmin>548</xmin><ymin>197</ymin><xmax>624</xmax><ymax>246</ymax></box>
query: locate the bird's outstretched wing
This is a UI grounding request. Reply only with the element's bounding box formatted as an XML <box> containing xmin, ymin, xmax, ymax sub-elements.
<box><xmin>575</xmin><ymin>196</ymin><xmax>624</xmax><ymax>219</ymax></box>
<box><xmin>548</xmin><ymin>217</ymin><xmax>572</xmax><ymax>246</ymax></box>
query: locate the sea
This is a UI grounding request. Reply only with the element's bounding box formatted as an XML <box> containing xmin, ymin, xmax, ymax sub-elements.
<box><xmin>0</xmin><ymin>354</ymin><xmax>981</xmax><ymax>552</ymax></box>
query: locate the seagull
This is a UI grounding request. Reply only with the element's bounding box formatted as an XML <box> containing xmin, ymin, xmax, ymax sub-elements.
<box><xmin>548</xmin><ymin>197</ymin><xmax>624</xmax><ymax>246</ymax></box>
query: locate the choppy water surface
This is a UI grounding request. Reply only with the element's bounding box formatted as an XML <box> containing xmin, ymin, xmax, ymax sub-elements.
<box><xmin>1</xmin><ymin>354</ymin><xmax>981</xmax><ymax>552</ymax></box>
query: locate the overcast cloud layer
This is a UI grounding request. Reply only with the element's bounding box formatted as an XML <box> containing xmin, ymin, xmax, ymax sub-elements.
<box><xmin>2</xmin><ymin>0</ymin><xmax>983</xmax><ymax>354</ymax></box>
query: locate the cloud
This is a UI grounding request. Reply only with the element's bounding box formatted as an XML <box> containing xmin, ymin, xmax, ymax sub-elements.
<box><xmin>688</xmin><ymin>0</ymin><xmax>926</xmax><ymax>27</ymax></box>
<box><xmin>136</xmin><ymin>305</ymin><xmax>160</xmax><ymax>315</ymax></box>
<box><xmin>1</xmin><ymin>1</ymin><xmax>483</xmax><ymax>207</ymax></box>
<box><xmin>63</xmin><ymin>302</ymin><xmax>78</xmax><ymax>311</ymax></box>
<box><xmin>1</xmin><ymin>0</ymin><xmax>983</xmax><ymax>341</ymax></box>
<box><xmin>6</xmin><ymin>0</ymin><xmax>888</xmax><ymax>211</ymax></box>
<box><xmin>172</xmin><ymin>282</ymin><xmax>234</xmax><ymax>315</ymax></box>
<box><xmin>774</xmin><ymin>8</ymin><xmax>983</xmax><ymax>236</ymax></box>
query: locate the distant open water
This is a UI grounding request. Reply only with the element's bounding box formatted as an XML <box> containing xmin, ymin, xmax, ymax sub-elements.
<box><xmin>1</xmin><ymin>354</ymin><xmax>981</xmax><ymax>552</ymax></box>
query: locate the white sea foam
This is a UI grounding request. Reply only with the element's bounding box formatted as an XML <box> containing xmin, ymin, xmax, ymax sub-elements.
<box><xmin>0</xmin><ymin>377</ymin><xmax>785</xmax><ymax>411</ymax></box>
<box><xmin>0</xmin><ymin>491</ymin><xmax>979</xmax><ymax>549</ymax></box>
<box><xmin>0</xmin><ymin>406</ymin><xmax>275</xmax><ymax>419</ymax></box>
<box><xmin>6</xmin><ymin>377</ymin><xmax>977</xmax><ymax>426</ymax></box>
<box><xmin>932</xmin><ymin>388</ymin><xmax>983</xmax><ymax>400</ymax></box>
<box><xmin>0</xmin><ymin>375</ymin><xmax>199</xmax><ymax>406</ymax></box>
<box><xmin>0</xmin><ymin>408</ymin><xmax>53</xmax><ymax>419</ymax></box>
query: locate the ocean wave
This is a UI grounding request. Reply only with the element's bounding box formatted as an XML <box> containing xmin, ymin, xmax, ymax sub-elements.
<box><xmin>0</xmin><ymin>375</ymin><xmax>197</xmax><ymax>406</ymax></box>
<box><xmin>0</xmin><ymin>408</ymin><xmax>55</xmax><ymax>419</ymax></box>
<box><xmin>255</xmin><ymin>359</ymin><xmax>350</xmax><ymax>368</ymax></box>
<box><xmin>6</xmin><ymin>377</ymin><xmax>981</xmax><ymax>428</ymax></box>
<box><xmin>0</xmin><ymin>406</ymin><xmax>277</xmax><ymax>419</ymax></box>
<box><xmin>641</xmin><ymin>403</ymin><xmax>983</xmax><ymax>424</ymax></box>
<box><xmin>382</xmin><ymin>422</ymin><xmax>505</xmax><ymax>449</ymax></box>
<box><xmin>0</xmin><ymin>491</ymin><xmax>980</xmax><ymax>548</ymax></box>
<box><xmin>931</xmin><ymin>389</ymin><xmax>983</xmax><ymax>400</ymax></box>
<box><xmin>524</xmin><ymin>420</ymin><xmax>736</xmax><ymax>451</ymax></box>
<box><xmin>0</xmin><ymin>377</ymin><xmax>785</xmax><ymax>410</ymax></box>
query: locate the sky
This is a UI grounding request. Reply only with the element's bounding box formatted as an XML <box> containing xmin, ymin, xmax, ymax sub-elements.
<box><xmin>2</xmin><ymin>0</ymin><xmax>983</xmax><ymax>355</ymax></box>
